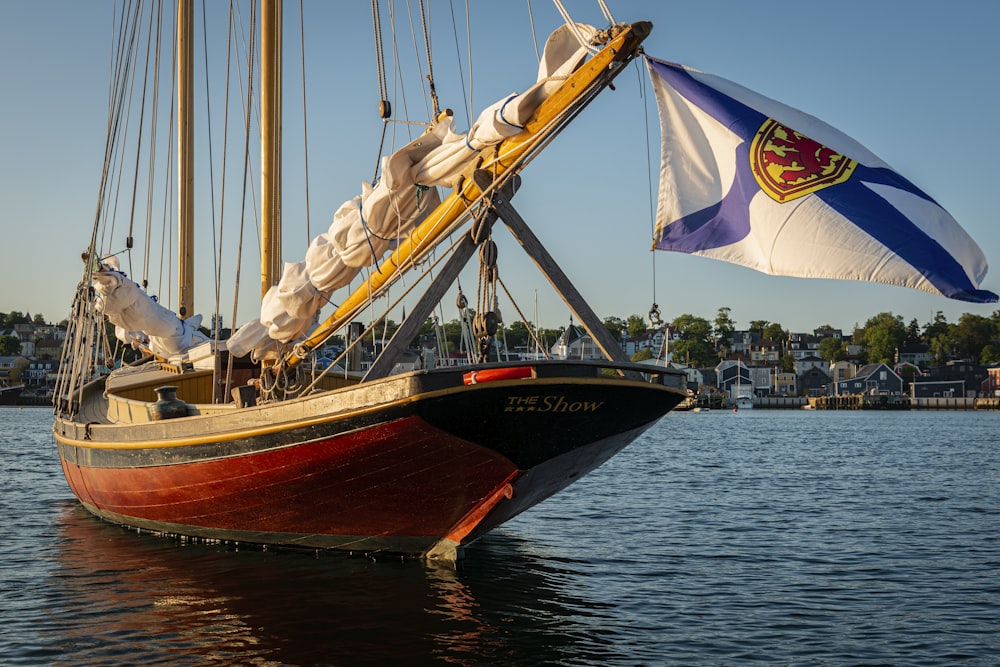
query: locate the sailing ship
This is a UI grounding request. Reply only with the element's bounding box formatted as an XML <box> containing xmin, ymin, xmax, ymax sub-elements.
<box><xmin>52</xmin><ymin>2</ymin><xmax>687</xmax><ymax>561</ymax></box>
<box><xmin>53</xmin><ymin>1</ymin><xmax>994</xmax><ymax>561</ymax></box>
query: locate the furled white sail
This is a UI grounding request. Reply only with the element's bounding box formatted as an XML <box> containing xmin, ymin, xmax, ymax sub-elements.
<box><xmin>229</xmin><ymin>23</ymin><xmax>601</xmax><ymax>359</ymax></box>
<box><xmin>92</xmin><ymin>257</ymin><xmax>207</xmax><ymax>359</ymax></box>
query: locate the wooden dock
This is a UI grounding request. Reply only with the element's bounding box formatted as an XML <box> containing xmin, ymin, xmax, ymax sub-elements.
<box><xmin>808</xmin><ymin>396</ymin><xmax>999</xmax><ymax>411</ymax></box>
<box><xmin>812</xmin><ymin>394</ymin><xmax>911</xmax><ymax>410</ymax></box>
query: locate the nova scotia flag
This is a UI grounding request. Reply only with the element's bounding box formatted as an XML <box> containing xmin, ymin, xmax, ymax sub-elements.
<box><xmin>645</xmin><ymin>55</ymin><xmax>996</xmax><ymax>303</ymax></box>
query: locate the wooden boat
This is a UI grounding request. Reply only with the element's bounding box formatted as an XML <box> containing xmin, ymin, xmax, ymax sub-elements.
<box><xmin>52</xmin><ymin>1</ymin><xmax>993</xmax><ymax>562</ymax></box>
<box><xmin>53</xmin><ymin>2</ymin><xmax>686</xmax><ymax>561</ymax></box>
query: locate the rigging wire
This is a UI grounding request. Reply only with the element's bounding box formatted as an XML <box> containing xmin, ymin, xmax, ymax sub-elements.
<box><xmin>525</xmin><ymin>0</ymin><xmax>540</xmax><ymax>62</ymax></box>
<box><xmin>550</xmin><ymin>0</ymin><xmax>599</xmax><ymax>51</ymax></box>
<box><xmin>418</xmin><ymin>0</ymin><xmax>441</xmax><ymax>117</ymax></box>
<box><xmin>225</xmin><ymin>0</ymin><xmax>259</xmax><ymax>402</ymax></box>
<box><xmin>141</xmin><ymin>0</ymin><xmax>165</xmax><ymax>292</ymax></box>
<box><xmin>400</xmin><ymin>0</ymin><xmax>430</xmax><ymax>127</ymax></box>
<box><xmin>94</xmin><ymin>1</ymin><xmax>136</xmax><ymax>267</ymax></box>
<box><xmin>160</xmin><ymin>3</ymin><xmax>178</xmax><ymax>309</ymax></box>
<box><xmin>125</xmin><ymin>0</ymin><xmax>153</xmax><ymax>282</ymax></box>
<box><xmin>229</xmin><ymin>0</ymin><xmax>262</xmax><ymax>265</ymax></box>
<box><xmin>371</xmin><ymin>0</ymin><xmax>389</xmax><ymax>111</ymax></box>
<box><xmin>298</xmin><ymin>0</ymin><xmax>312</xmax><ymax>242</ymax></box>
<box><xmin>597</xmin><ymin>0</ymin><xmax>616</xmax><ymax>25</ymax></box>
<box><xmin>214</xmin><ymin>0</ymin><xmax>237</xmax><ymax>343</ymax></box>
<box><xmin>200</xmin><ymin>0</ymin><xmax>221</xmax><ymax>331</ymax></box>
<box><xmin>370</xmin><ymin>0</ymin><xmax>390</xmax><ymax>180</ymax></box>
<box><xmin>446</xmin><ymin>0</ymin><xmax>471</xmax><ymax>128</ymax></box>
<box><xmin>107</xmin><ymin>4</ymin><xmax>146</xmax><ymax>272</ymax></box>
<box><xmin>638</xmin><ymin>57</ymin><xmax>659</xmax><ymax>314</ymax></box>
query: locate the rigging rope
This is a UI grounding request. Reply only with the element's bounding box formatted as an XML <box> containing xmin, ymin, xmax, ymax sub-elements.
<box><xmin>224</xmin><ymin>0</ymin><xmax>259</xmax><ymax>402</ymax></box>
<box><xmin>142</xmin><ymin>0</ymin><xmax>165</xmax><ymax>293</ymax></box>
<box><xmin>371</xmin><ymin>0</ymin><xmax>389</xmax><ymax>113</ymax></box>
<box><xmin>550</xmin><ymin>0</ymin><xmax>599</xmax><ymax>52</ymax></box>
<box><xmin>200</xmin><ymin>0</ymin><xmax>221</xmax><ymax>333</ymax></box>
<box><xmin>124</xmin><ymin>1</ymin><xmax>157</xmax><ymax>281</ymax></box>
<box><xmin>597</xmin><ymin>0</ymin><xmax>616</xmax><ymax>24</ymax></box>
<box><xmin>637</xmin><ymin>58</ymin><xmax>661</xmax><ymax>330</ymax></box>
<box><xmin>447</xmin><ymin>0</ymin><xmax>471</xmax><ymax>127</ymax></box>
<box><xmin>298</xmin><ymin>0</ymin><xmax>312</xmax><ymax>242</ymax></box>
<box><xmin>418</xmin><ymin>0</ymin><xmax>441</xmax><ymax>117</ymax></box>
<box><xmin>525</xmin><ymin>0</ymin><xmax>540</xmax><ymax>62</ymax></box>
<box><xmin>214</xmin><ymin>1</ymin><xmax>236</xmax><ymax>344</ymax></box>
<box><xmin>370</xmin><ymin>0</ymin><xmax>390</xmax><ymax>181</ymax></box>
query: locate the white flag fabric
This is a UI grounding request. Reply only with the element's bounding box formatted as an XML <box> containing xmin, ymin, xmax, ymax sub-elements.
<box><xmin>646</xmin><ymin>55</ymin><xmax>996</xmax><ymax>303</ymax></box>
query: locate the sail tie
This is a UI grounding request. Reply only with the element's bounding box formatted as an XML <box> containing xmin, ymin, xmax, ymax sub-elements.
<box><xmin>356</xmin><ymin>198</ymin><xmax>383</xmax><ymax>273</ymax></box>
<box><xmin>498</xmin><ymin>94</ymin><xmax>526</xmax><ymax>131</ymax></box>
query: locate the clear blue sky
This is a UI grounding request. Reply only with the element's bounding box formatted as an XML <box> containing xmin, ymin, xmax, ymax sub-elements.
<box><xmin>1</xmin><ymin>1</ymin><xmax>997</xmax><ymax>335</ymax></box>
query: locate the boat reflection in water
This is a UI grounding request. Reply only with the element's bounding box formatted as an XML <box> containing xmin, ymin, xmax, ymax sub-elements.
<box><xmin>50</xmin><ymin>503</ymin><xmax>611</xmax><ymax>665</ymax></box>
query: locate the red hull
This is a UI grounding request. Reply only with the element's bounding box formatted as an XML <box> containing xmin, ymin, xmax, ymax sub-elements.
<box><xmin>60</xmin><ymin>416</ymin><xmax>518</xmax><ymax>554</ymax></box>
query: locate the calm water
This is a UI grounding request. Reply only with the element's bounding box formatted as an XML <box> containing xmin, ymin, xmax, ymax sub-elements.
<box><xmin>1</xmin><ymin>406</ymin><xmax>997</xmax><ymax>666</ymax></box>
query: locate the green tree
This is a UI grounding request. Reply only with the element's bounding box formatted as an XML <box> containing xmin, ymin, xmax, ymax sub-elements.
<box><xmin>951</xmin><ymin>313</ymin><xmax>997</xmax><ymax>363</ymax></box>
<box><xmin>762</xmin><ymin>323</ymin><xmax>787</xmax><ymax>346</ymax></box>
<box><xmin>603</xmin><ymin>316</ymin><xmax>626</xmax><ymax>343</ymax></box>
<box><xmin>1</xmin><ymin>311</ymin><xmax>29</xmax><ymax>328</ymax></box>
<box><xmin>780</xmin><ymin>352</ymin><xmax>796</xmax><ymax>373</ymax></box>
<box><xmin>749</xmin><ymin>320</ymin><xmax>769</xmax><ymax>336</ymax></box>
<box><xmin>714</xmin><ymin>306</ymin><xmax>735</xmax><ymax>349</ymax></box>
<box><xmin>857</xmin><ymin>312</ymin><xmax>906</xmax><ymax>364</ymax></box>
<box><xmin>365</xmin><ymin>318</ymin><xmax>399</xmax><ymax>345</ymax></box>
<box><xmin>904</xmin><ymin>318</ymin><xmax>921</xmax><ymax>346</ymax></box>
<box><xmin>818</xmin><ymin>336</ymin><xmax>846</xmax><ymax>362</ymax></box>
<box><xmin>504</xmin><ymin>320</ymin><xmax>533</xmax><ymax>350</ymax></box>
<box><xmin>922</xmin><ymin>311</ymin><xmax>950</xmax><ymax>341</ymax></box>
<box><xmin>981</xmin><ymin>343</ymin><xmax>1000</xmax><ymax>366</ymax></box>
<box><xmin>631</xmin><ymin>348</ymin><xmax>653</xmax><ymax>362</ymax></box>
<box><xmin>0</xmin><ymin>334</ymin><xmax>21</xmax><ymax>355</ymax></box>
<box><xmin>32</xmin><ymin>313</ymin><xmax>46</xmax><ymax>325</ymax></box>
<box><xmin>927</xmin><ymin>333</ymin><xmax>953</xmax><ymax>366</ymax></box>
<box><xmin>626</xmin><ymin>314</ymin><xmax>647</xmax><ymax>338</ymax></box>
<box><xmin>670</xmin><ymin>313</ymin><xmax>715</xmax><ymax>367</ymax></box>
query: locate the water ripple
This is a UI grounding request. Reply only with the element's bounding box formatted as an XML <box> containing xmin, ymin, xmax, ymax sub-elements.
<box><xmin>1</xmin><ymin>407</ymin><xmax>998</xmax><ymax>665</ymax></box>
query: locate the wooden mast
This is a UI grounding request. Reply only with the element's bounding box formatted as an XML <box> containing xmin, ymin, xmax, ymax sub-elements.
<box><xmin>261</xmin><ymin>0</ymin><xmax>282</xmax><ymax>297</ymax></box>
<box><xmin>177</xmin><ymin>0</ymin><xmax>194</xmax><ymax>319</ymax></box>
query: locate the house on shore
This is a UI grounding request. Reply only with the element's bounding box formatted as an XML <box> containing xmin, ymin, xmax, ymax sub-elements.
<box><xmin>834</xmin><ymin>362</ymin><xmax>904</xmax><ymax>396</ymax></box>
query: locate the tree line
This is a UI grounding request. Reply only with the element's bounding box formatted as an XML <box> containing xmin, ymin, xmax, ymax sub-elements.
<box><xmin>342</xmin><ymin>306</ymin><xmax>1000</xmax><ymax>371</ymax></box>
<box><xmin>645</xmin><ymin>307</ymin><xmax>1000</xmax><ymax>370</ymax></box>
<box><xmin>4</xmin><ymin>307</ymin><xmax>999</xmax><ymax>371</ymax></box>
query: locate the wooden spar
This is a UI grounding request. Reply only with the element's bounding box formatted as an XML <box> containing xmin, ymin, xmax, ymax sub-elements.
<box><xmin>362</xmin><ymin>234</ymin><xmax>478</xmax><ymax>381</ymax></box>
<box><xmin>285</xmin><ymin>22</ymin><xmax>652</xmax><ymax>368</ymax></box>
<box><xmin>361</xmin><ymin>177</ymin><xmax>520</xmax><ymax>381</ymax></box>
<box><xmin>261</xmin><ymin>0</ymin><xmax>282</xmax><ymax>297</ymax></box>
<box><xmin>177</xmin><ymin>0</ymin><xmax>195</xmax><ymax>319</ymax></box>
<box><xmin>473</xmin><ymin>171</ymin><xmax>633</xmax><ymax>369</ymax></box>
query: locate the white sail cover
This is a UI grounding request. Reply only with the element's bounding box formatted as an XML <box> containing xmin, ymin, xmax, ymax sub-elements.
<box><xmin>646</xmin><ymin>55</ymin><xmax>997</xmax><ymax>303</ymax></box>
<box><xmin>92</xmin><ymin>257</ymin><xmax>208</xmax><ymax>359</ymax></box>
<box><xmin>229</xmin><ymin>23</ymin><xmax>601</xmax><ymax>358</ymax></box>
